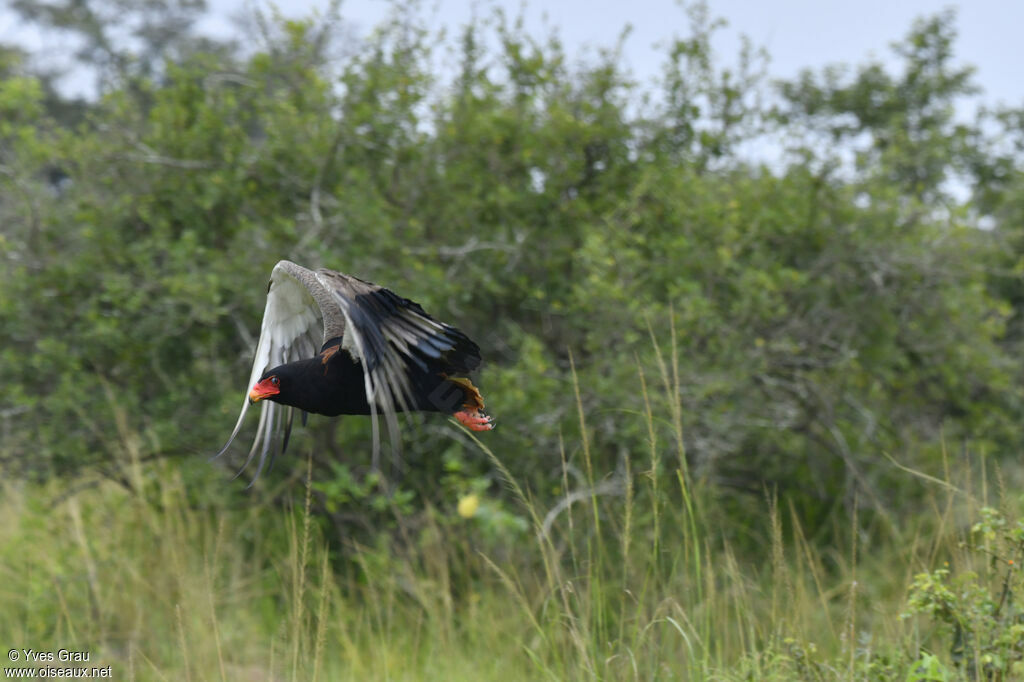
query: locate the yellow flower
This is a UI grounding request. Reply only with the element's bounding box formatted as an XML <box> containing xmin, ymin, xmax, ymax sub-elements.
<box><xmin>457</xmin><ymin>494</ymin><xmax>480</xmax><ymax>519</ymax></box>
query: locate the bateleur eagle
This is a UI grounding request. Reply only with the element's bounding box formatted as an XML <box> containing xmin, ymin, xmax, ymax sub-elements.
<box><xmin>215</xmin><ymin>260</ymin><xmax>492</xmax><ymax>482</ymax></box>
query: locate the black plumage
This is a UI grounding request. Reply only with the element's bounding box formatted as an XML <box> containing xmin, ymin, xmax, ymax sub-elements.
<box><xmin>215</xmin><ymin>261</ymin><xmax>493</xmax><ymax>483</ymax></box>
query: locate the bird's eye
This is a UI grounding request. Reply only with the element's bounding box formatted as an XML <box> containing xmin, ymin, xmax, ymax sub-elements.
<box><xmin>271</xmin><ymin>376</ymin><xmax>279</xmax><ymax>386</ymax></box>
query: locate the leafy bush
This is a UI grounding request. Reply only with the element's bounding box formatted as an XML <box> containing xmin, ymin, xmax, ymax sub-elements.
<box><xmin>1</xmin><ymin>2</ymin><xmax>1023</xmax><ymax>545</ymax></box>
<box><xmin>905</xmin><ymin>507</ymin><xmax>1024</xmax><ymax>679</ymax></box>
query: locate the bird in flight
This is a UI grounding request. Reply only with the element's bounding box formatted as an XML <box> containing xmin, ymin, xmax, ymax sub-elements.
<box><xmin>216</xmin><ymin>260</ymin><xmax>493</xmax><ymax>482</ymax></box>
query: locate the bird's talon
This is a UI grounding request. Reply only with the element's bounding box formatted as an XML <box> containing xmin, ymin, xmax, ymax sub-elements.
<box><xmin>454</xmin><ymin>409</ymin><xmax>495</xmax><ymax>431</ymax></box>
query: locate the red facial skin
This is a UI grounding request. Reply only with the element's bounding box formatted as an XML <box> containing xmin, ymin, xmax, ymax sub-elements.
<box><xmin>249</xmin><ymin>376</ymin><xmax>281</xmax><ymax>404</ymax></box>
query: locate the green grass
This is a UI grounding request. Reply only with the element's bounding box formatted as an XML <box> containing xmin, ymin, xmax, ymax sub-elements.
<box><xmin>2</xmin><ymin>359</ymin><xmax>1021</xmax><ymax>680</ymax></box>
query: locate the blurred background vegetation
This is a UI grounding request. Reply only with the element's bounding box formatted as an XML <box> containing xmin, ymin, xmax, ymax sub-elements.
<box><xmin>4</xmin><ymin>0</ymin><xmax>1024</xmax><ymax>679</ymax></box>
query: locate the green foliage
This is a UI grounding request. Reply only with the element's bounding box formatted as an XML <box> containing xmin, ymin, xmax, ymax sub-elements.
<box><xmin>904</xmin><ymin>507</ymin><xmax>1024</xmax><ymax>679</ymax></box>
<box><xmin>905</xmin><ymin>653</ymin><xmax>954</xmax><ymax>682</ymax></box>
<box><xmin>2</xmin><ymin>0</ymin><xmax>1024</xmax><ymax>571</ymax></box>
<box><xmin>0</xmin><ymin>366</ymin><xmax>1018</xmax><ymax>680</ymax></box>
<box><xmin>6</xmin><ymin>2</ymin><xmax>1024</xmax><ymax>679</ymax></box>
<box><xmin>775</xmin><ymin>10</ymin><xmax>977</xmax><ymax>202</ymax></box>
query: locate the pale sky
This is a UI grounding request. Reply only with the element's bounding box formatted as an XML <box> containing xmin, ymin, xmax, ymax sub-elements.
<box><xmin>204</xmin><ymin>0</ymin><xmax>1023</xmax><ymax>108</ymax></box>
<box><xmin>1</xmin><ymin>0</ymin><xmax>1021</xmax><ymax>108</ymax></box>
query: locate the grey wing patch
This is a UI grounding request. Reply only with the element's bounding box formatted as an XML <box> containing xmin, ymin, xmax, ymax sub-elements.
<box><xmin>274</xmin><ymin>260</ymin><xmax>347</xmax><ymax>344</ymax></box>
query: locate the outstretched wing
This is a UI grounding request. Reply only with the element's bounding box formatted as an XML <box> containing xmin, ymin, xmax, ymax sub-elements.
<box><xmin>215</xmin><ymin>261</ymin><xmax>481</xmax><ymax>482</ymax></box>
<box><xmin>214</xmin><ymin>260</ymin><xmax>332</xmax><ymax>482</ymax></box>
<box><xmin>314</xmin><ymin>269</ymin><xmax>481</xmax><ymax>468</ymax></box>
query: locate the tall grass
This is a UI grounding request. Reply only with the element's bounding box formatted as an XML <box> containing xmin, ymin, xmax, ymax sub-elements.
<box><xmin>0</xmin><ymin>333</ymin><xmax>1018</xmax><ymax>679</ymax></box>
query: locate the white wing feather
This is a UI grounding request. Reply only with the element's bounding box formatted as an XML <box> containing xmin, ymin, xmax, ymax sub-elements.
<box><xmin>213</xmin><ymin>262</ymin><xmax>322</xmax><ymax>481</ymax></box>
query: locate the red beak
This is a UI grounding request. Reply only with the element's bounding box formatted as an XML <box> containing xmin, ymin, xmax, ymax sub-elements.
<box><xmin>249</xmin><ymin>378</ymin><xmax>280</xmax><ymax>404</ymax></box>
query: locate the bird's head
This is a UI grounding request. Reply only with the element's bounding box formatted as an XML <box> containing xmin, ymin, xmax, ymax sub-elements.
<box><xmin>249</xmin><ymin>371</ymin><xmax>282</xmax><ymax>404</ymax></box>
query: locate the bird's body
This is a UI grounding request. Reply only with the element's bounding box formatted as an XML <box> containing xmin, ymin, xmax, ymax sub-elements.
<box><xmin>216</xmin><ymin>261</ymin><xmax>492</xmax><ymax>482</ymax></box>
<box><xmin>266</xmin><ymin>335</ymin><xmax>481</xmax><ymax>417</ymax></box>
<box><xmin>262</xmin><ymin>337</ymin><xmax>372</xmax><ymax>416</ymax></box>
